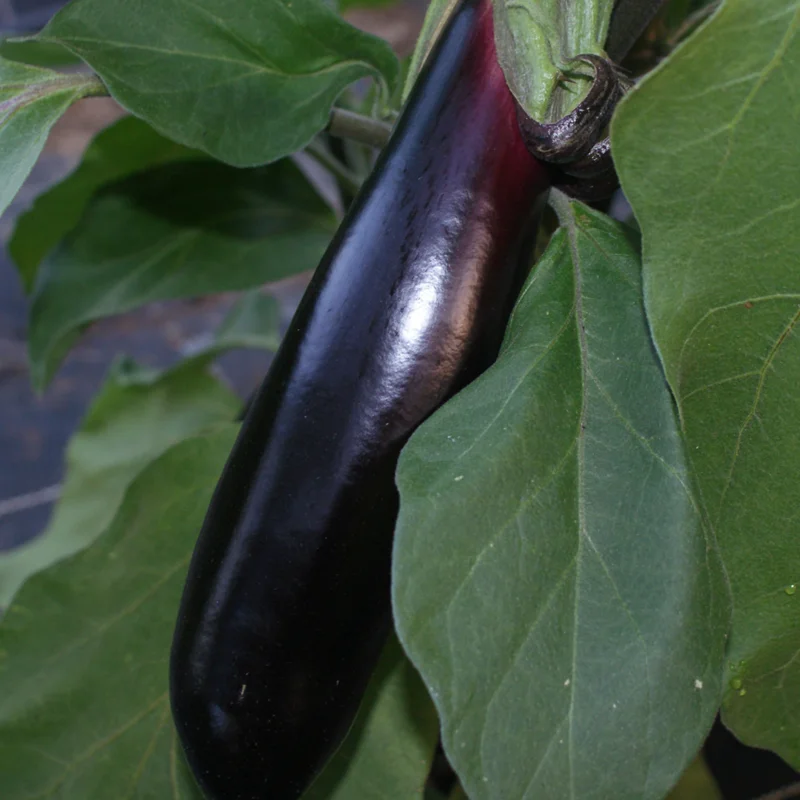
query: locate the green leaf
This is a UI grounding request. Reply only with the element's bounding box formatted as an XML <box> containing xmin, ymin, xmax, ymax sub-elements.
<box><xmin>208</xmin><ymin>290</ymin><xmax>282</xmax><ymax>354</ymax></box>
<box><xmin>0</xmin><ymin>432</ymin><xmax>435</xmax><ymax>799</ymax></box>
<box><xmin>0</xmin><ymin>359</ymin><xmax>239</xmax><ymax>610</ymax></box>
<box><xmin>402</xmin><ymin>0</ymin><xmax>459</xmax><ymax>102</ymax></box>
<box><xmin>613</xmin><ymin>0</ymin><xmax>800</xmax><ymax>768</ymax></box>
<box><xmin>493</xmin><ymin>0</ymin><xmax>616</xmax><ymax>120</ymax></box>
<box><xmin>0</xmin><ymin>38</ymin><xmax>82</xmax><ymax>69</ymax></box>
<box><xmin>11</xmin><ymin>115</ymin><xmax>201</xmax><ymax>292</ymax></box>
<box><xmin>665</xmin><ymin>756</ymin><xmax>721</xmax><ymax>800</ymax></box>
<box><xmin>0</xmin><ymin>286</ymin><xmax>281</xmax><ymax>609</ymax></box>
<box><xmin>28</xmin><ymin>157</ymin><xmax>335</xmax><ymax>389</ymax></box>
<box><xmin>304</xmin><ymin>636</ymin><xmax>440</xmax><ymax>800</ymax></box>
<box><xmin>393</xmin><ymin>202</ymin><xmax>729</xmax><ymax>800</ymax></box>
<box><xmin>38</xmin><ymin>0</ymin><xmax>398</xmax><ymax>167</ymax></box>
<box><xmin>0</xmin><ymin>428</ymin><xmax>237</xmax><ymax>799</ymax></box>
<box><xmin>0</xmin><ymin>57</ymin><xmax>102</xmax><ymax>220</ymax></box>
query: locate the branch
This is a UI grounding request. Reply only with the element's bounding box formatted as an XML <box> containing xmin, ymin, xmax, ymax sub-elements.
<box><xmin>0</xmin><ymin>484</ymin><xmax>61</xmax><ymax>519</ymax></box>
<box><xmin>305</xmin><ymin>139</ymin><xmax>362</xmax><ymax>197</ymax></box>
<box><xmin>326</xmin><ymin>108</ymin><xmax>392</xmax><ymax>149</ymax></box>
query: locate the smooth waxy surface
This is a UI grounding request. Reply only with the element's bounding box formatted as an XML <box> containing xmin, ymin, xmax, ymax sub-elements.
<box><xmin>170</xmin><ymin>0</ymin><xmax>550</xmax><ymax>797</ymax></box>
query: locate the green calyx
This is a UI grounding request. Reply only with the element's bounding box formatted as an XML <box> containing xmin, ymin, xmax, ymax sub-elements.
<box><xmin>493</xmin><ymin>0</ymin><xmax>617</xmax><ymax>121</ymax></box>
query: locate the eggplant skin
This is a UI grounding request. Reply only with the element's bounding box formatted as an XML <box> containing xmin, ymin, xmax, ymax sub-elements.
<box><xmin>169</xmin><ymin>0</ymin><xmax>549</xmax><ymax>797</ymax></box>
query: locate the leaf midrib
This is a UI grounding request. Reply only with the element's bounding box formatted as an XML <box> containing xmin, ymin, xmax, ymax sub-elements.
<box><xmin>39</xmin><ymin>35</ymin><xmax>380</xmax><ymax>83</ymax></box>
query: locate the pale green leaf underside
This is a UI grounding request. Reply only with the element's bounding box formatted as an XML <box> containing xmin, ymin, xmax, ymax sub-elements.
<box><xmin>0</xmin><ymin>286</ymin><xmax>283</xmax><ymax>609</ymax></box>
<box><xmin>0</xmin><ymin>430</ymin><xmax>237</xmax><ymax>799</ymax></box>
<box><xmin>38</xmin><ymin>0</ymin><xmax>399</xmax><ymax>167</ymax></box>
<box><xmin>493</xmin><ymin>0</ymin><xmax>615</xmax><ymax>120</ymax></box>
<box><xmin>613</xmin><ymin>0</ymin><xmax>800</xmax><ymax>766</ymax></box>
<box><xmin>393</xmin><ymin>204</ymin><xmax>729</xmax><ymax>800</ymax></box>
<box><xmin>0</xmin><ymin>360</ymin><xmax>239</xmax><ymax>610</ymax></box>
<box><xmin>0</xmin><ymin>57</ymin><xmax>98</xmax><ymax>220</ymax></box>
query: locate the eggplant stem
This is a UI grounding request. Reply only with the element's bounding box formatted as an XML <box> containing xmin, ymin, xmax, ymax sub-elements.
<box><xmin>326</xmin><ymin>108</ymin><xmax>392</xmax><ymax>149</ymax></box>
<box><xmin>516</xmin><ymin>54</ymin><xmax>622</xmax><ymax>164</ymax></box>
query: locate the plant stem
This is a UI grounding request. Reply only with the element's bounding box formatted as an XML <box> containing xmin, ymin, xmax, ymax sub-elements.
<box><xmin>305</xmin><ymin>139</ymin><xmax>362</xmax><ymax>197</ymax></box>
<box><xmin>0</xmin><ymin>484</ymin><xmax>61</xmax><ymax>519</ymax></box>
<box><xmin>326</xmin><ymin>108</ymin><xmax>392</xmax><ymax>149</ymax></box>
<box><xmin>666</xmin><ymin>1</ymin><xmax>720</xmax><ymax>48</ymax></box>
<box><xmin>82</xmin><ymin>72</ymin><xmax>109</xmax><ymax>97</ymax></box>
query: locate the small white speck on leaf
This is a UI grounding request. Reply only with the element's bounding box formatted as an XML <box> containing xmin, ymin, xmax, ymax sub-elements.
<box><xmin>239</xmin><ymin>684</ymin><xmax>247</xmax><ymax>700</ymax></box>
<box><xmin>564</xmin><ymin>679</ymin><xmax>570</xmax><ymax>686</ymax></box>
<box><xmin>694</xmin><ymin>679</ymin><xmax>703</xmax><ymax>690</ymax></box>
<box><xmin>454</xmin><ymin>475</ymin><xmax>464</xmax><ymax>482</ymax></box>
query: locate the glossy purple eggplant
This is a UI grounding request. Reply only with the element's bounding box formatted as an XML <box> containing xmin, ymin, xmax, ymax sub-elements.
<box><xmin>170</xmin><ymin>1</ymin><xmax>550</xmax><ymax>797</ymax></box>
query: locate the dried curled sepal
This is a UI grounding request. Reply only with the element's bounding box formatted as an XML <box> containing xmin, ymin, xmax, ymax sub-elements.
<box><xmin>561</xmin><ymin>137</ymin><xmax>613</xmax><ymax>179</ymax></box>
<box><xmin>515</xmin><ymin>55</ymin><xmax>621</xmax><ymax>164</ymax></box>
<box><xmin>554</xmin><ymin>164</ymin><xmax>620</xmax><ymax>201</ymax></box>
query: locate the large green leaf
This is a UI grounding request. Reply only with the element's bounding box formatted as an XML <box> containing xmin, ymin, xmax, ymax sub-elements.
<box><xmin>28</xmin><ymin>157</ymin><xmax>335</xmax><ymax>389</ymax></box>
<box><xmin>0</xmin><ymin>38</ymin><xmax>82</xmax><ymax>69</ymax></box>
<box><xmin>613</xmin><ymin>0</ymin><xmax>800</xmax><ymax>767</ymax></box>
<box><xmin>11</xmin><ymin>115</ymin><xmax>200</xmax><ymax>292</ymax></box>
<box><xmin>37</xmin><ymin>0</ymin><xmax>398</xmax><ymax>167</ymax></box>
<box><xmin>0</xmin><ymin>57</ymin><xmax>102</xmax><ymax>220</ymax></box>
<box><xmin>0</xmin><ymin>429</ymin><xmax>236</xmax><ymax>799</ymax></box>
<box><xmin>0</xmin><ymin>359</ymin><xmax>239</xmax><ymax>610</ymax></box>
<box><xmin>0</xmin><ymin>287</ymin><xmax>282</xmax><ymax>610</ymax></box>
<box><xmin>393</xmin><ymin>202</ymin><xmax>729</xmax><ymax>800</ymax></box>
<box><xmin>0</xmin><ymin>428</ymin><xmax>438</xmax><ymax>798</ymax></box>
<box><xmin>207</xmin><ymin>289</ymin><xmax>282</xmax><ymax>354</ymax></box>
<box><xmin>304</xmin><ymin>635</ymin><xmax>439</xmax><ymax>800</ymax></box>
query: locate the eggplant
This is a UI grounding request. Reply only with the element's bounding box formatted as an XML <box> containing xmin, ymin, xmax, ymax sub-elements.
<box><xmin>169</xmin><ymin>0</ymin><xmax>550</xmax><ymax>797</ymax></box>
